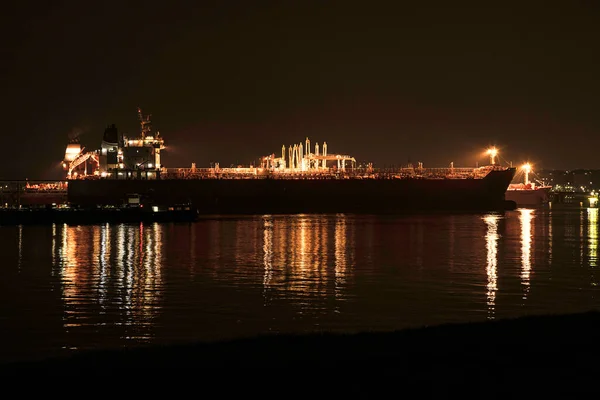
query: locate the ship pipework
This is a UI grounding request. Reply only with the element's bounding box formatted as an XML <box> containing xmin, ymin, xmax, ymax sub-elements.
<box><xmin>305</xmin><ymin>138</ymin><xmax>310</xmax><ymax>157</ymax></box>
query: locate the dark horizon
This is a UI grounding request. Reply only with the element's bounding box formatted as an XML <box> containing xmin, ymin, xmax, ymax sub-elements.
<box><xmin>2</xmin><ymin>0</ymin><xmax>600</xmax><ymax>179</ymax></box>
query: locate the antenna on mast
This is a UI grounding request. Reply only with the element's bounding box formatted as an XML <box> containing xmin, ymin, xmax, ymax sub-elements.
<box><xmin>486</xmin><ymin>147</ymin><xmax>498</xmax><ymax>165</ymax></box>
<box><xmin>137</xmin><ymin>107</ymin><xmax>152</xmax><ymax>139</ymax></box>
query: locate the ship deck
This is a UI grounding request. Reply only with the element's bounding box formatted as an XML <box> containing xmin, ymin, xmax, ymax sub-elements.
<box><xmin>158</xmin><ymin>166</ymin><xmax>506</xmax><ymax>180</ymax></box>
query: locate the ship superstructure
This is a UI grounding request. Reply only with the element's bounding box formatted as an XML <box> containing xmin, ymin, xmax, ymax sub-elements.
<box><xmin>63</xmin><ymin>108</ymin><xmax>165</xmax><ymax>179</ymax></box>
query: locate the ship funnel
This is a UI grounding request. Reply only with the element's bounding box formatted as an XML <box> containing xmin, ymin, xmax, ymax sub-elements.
<box><xmin>102</xmin><ymin>124</ymin><xmax>119</xmax><ymax>145</ymax></box>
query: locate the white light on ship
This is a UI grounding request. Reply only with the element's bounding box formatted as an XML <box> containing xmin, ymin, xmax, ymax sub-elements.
<box><xmin>521</xmin><ymin>163</ymin><xmax>532</xmax><ymax>185</ymax></box>
<box><xmin>486</xmin><ymin>147</ymin><xmax>498</xmax><ymax>165</ymax></box>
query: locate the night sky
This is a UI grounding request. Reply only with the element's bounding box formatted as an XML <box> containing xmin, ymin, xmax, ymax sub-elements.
<box><xmin>2</xmin><ymin>0</ymin><xmax>600</xmax><ymax>179</ymax></box>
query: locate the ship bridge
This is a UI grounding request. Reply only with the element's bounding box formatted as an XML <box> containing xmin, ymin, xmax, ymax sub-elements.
<box><xmin>62</xmin><ymin>108</ymin><xmax>166</xmax><ymax>180</ymax></box>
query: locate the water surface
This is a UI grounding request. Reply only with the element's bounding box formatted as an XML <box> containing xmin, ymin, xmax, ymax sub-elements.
<box><xmin>1</xmin><ymin>208</ymin><xmax>598</xmax><ymax>362</ymax></box>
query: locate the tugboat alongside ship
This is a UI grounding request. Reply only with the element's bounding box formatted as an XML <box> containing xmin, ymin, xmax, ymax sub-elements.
<box><xmin>505</xmin><ymin>163</ymin><xmax>552</xmax><ymax>208</ymax></box>
<box><xmin>1</xmin><ymin>107</ymin><xmax>518</xmax><ymax>225</ymax></box>
<box><xmin>504</xmin><ymin>163</ymin><xmax>599</xmax><ymax>209</ymax></box>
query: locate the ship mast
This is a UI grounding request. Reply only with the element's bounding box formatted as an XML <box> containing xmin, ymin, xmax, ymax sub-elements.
<box><xmin>137</xmin><ymin>107</ymin><xmax>152</xmax><ymax>139</ymax></box>
<box><xmin>522</xmin><ymin>163</ymin><xmax>531</xmax><ymax>186</ymax></box>
<box><xmin>487</xmin><ymin>147</ymin><xmax>498</xmax><ymax>165</ymax></box>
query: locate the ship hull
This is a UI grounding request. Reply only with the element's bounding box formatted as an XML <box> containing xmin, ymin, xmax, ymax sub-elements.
<box><xmin>505</xmin><ymin>187</ymin><xmax>550</xmax><ymax>208</ymax></box>
<box><xmin>67</xmin><ymin>168</ymin><xmax>516</xmax><ymax>214</ymax></box>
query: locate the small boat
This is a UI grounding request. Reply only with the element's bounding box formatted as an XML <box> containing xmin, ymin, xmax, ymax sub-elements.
<box><xmin>505</xmin><ymin>163</ymin><xmax>551</xmax><ymax>208</ymax></box>
<box><xmin>0</xmin><ymin>194</ymin><xmax>199</xmax><ymax>225</ymax></box>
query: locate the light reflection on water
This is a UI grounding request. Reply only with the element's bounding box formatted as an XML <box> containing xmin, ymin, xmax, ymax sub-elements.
<box><xmin>2</xmin><ymin>209</ymin><xmax>600</xmax><ymax>362</ymax></box>
<box><xmin>589</xmin><ymin>208</ymin><xmax>598</xmax><ymax>267</ymax></box>
<box><xmin>259</xmin><ymin>214</ymin><xmax>353</xmax><ymax>312</ymax></box>
<box><xmin>588</xmin><ymin>208</ymin><xmax>598</xmax><ymax>286</ymax></box>
<box><xmin>483</xmin><ymin>214</ymin><xmax>499</xmax><ymax>319</ymax></box>
<box><xmin>53</xmin><ymin>223</ymin><xmax>164</xmax><ymax>342</ymax></box>
<box><xmin>520</xmin><ymin>209</ymin><xmax>533</xmax><ymax>299</ymax></box>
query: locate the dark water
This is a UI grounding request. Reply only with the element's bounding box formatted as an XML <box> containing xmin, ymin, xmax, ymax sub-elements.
<box><xmin>1</xmin><ymin>208</ymin><xmax>599</xmax><ymax>363</ymax></box>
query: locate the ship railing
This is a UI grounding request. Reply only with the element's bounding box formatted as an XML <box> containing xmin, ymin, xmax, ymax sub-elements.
<box><xmin>23</xmin><ymin>188</ymin><xmax>68</xmax><ymax>193</ymax></box>
<box><xmin>160</xmin><ymin>166</ymin><xmax>500</xmax><ymax>179</ymax></box>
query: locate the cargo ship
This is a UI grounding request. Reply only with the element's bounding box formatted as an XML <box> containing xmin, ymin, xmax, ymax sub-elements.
<box><xmin>505</xmin><ymin>163</ymin><xmax>551</xmax><ymax>208</ymax></box>
<box><xmin>61</xmin><ymin>108</ymin><xmax>516</xmax><ymax>214</ymax></box>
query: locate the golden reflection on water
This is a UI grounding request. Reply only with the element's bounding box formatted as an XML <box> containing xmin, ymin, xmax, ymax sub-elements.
<box><xmin>334</xmin><ymin>214</ymin><xmax>348</xmax><ymax>298</ymax></box>
<box><xmin>519</xmin><ymin>209</ymin><xmax>533</xmax><ymax>299</ymax></box>
<box><xmin>548</xmin><ymin>211</ymin><xmax>552</xmax><ymax>266</ymax></box>
<box><xmin>292</xmin><ymin>216</ymin><xmax>328</xmax><ymax>300</ymax></box>
<box><xmin>580</xmin><ymin>209</ymin><xmax>585</xmax><ymax>261</ymax></box>
<box><xmin>52</xmin><ymin>223</ymin><xmax>163</xmax><ymax>340</ymax></box>
<box><xmin>484</xmin><ymin>214</ymin><xmax>499</xmax><ymax>319</ymax></box>
<box><xmin>588</xmin><ymin>208</ymin><xmax>597</xmax><ymax>268</ymax></box>
<box><xmin>588</xmin><ymin>208</ymin><xmax>598</xmax><ymax>287</ymax></box>
<box><xmin>261</xmin><ymin>214</ymin><xmax>353</xmax><ymax>306</ymax></box>
<box><xmin>51</xmin><ymin>223</ymin><xmax>57</xmax><ymax>275</ymax></box>
<box><xmin>99</xmin><ymin>223</ymin><xmax>111</xmax><ymax>306</ymax></box>
<box><xmin>262</xmin><ymin>216</ymin><xmax>273</xmax><ymax>303</ymax></box>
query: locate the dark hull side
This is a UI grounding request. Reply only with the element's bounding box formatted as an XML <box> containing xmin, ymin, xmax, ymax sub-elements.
<box><xmin>68</xmin><ymin>168</ymin><xmax>516</xmax><ymax>214</ymax></box>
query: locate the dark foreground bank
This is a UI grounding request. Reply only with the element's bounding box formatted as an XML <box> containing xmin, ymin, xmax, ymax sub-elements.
<box><xmin>3</xmin><ymin>311</ymin><xmax>600</xmax><ymax>383</ymax></box>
